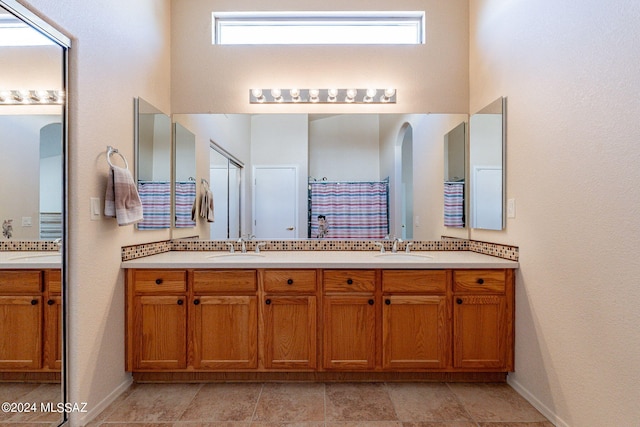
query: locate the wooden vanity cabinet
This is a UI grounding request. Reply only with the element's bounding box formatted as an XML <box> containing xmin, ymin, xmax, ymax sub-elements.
<box><xmin>322</xmin><ymin>270</ymin><xmax>377</xmax><ymax>370</ymax></box>
<box><xmin>125</xmin><ymin>265</ymin><xmax>515</xmax><ymax>378</ymax></box>
<box><xmin>191</xmin><ymin>270</ymin><xmax>258</xmax><ymax>369</ymax></box>
<box><xmin>44</xmin><ymin>269</ymin><xmax>63</xmax><ymax>370</ymax></box>
<box><xmin>381</xmin><ymin>270</ymin><xmax>450</xmax><ymax>370</ymax></box>
<box><xmin>262</xmin><ymin>269</ymin><xmax>317</xmax><ymax>370</ymax></box>
<box><xmin>452</xmin><ymin>269</ymin><xmax>514</xmax><ymax>370</ymax></box>
<box><xmin>0</xmin><ymin>269</ymin><xmax>61</xmax><ymax>373</ymax></box>
<box><xmin>127</xmin><ymin>269</ymin><xmax>188</xmax><ymax>370</ymax></box>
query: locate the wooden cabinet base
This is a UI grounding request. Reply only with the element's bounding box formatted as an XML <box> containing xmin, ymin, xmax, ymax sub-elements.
<box><xmin>132</xmin><ymin>371</ymin><xmax>507</xmax><ymax>383</ymax></box>
<box><xmin>0</xmin><ymin>371</ymin><xmax>61</xmax><ymax>383</ymax></box>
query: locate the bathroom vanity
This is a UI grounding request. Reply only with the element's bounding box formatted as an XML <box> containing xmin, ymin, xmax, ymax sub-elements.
<box><xmin>123</xmin><ymin>250</ymin><xmax>517</xmax><ymax>382</ymax></box>
<box><xmin>0</xmin><ymin>253</ymin><xmax>62</xmax><ymax>381</ymax></box>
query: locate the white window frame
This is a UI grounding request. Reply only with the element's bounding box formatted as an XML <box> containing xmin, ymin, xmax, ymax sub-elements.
<box><xmin>212</xmin><ymin>11</ymin><xmax>425</xmax><ymax>45</ymax></box>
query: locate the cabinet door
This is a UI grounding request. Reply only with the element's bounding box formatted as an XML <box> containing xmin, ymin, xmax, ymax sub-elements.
<box><xmin>323</xmin><ymin>295</ymin><xmax>376</xmax><ymax>370</ymax></box>
<box><xmin>44</xmin><ymin>295</ymin><xmax>62</xmax><ymax>370</ymax></box>
<box><xmin>382</xmin><ymin>295</ymin><xmax>449</xmax><ymax>369</ymax></box>
<box><xmin>134</xmin><ymin>295</ymin><xmax>187</xmax><ymax>370</ymax></box>
<box><xmin>193</xmin><ymin>296</ymin><xmax>258</xmax><ymax>369</ymax></box>
<box><xmin>263</xmin><ymin>296</ymin><xmax>316</xmax><ymax>370</ymax></box>
<box><xmin>453</xmin><ymin>295</ymin><xmax>508</xmax><ymax>369</ymax></box>
<box><xmin>0</xmin><ymin>296</ymin><xmax>42</xmax><ymax>369</ymax></box>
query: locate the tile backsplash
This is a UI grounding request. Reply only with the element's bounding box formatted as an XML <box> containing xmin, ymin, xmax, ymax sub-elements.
<box><xmin>0</xmin><ymin>241</ymin><xmax>61</xmax><ymax>251</ymax></box>
<box><xmin>122</xmin><ymin>238</ymin><xmax>518</xmax><ymax>262</ymax></box>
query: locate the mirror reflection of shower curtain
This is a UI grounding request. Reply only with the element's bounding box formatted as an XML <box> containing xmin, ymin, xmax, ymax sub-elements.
<box><xmin>309</xmin><ymin>181</ymin><xmax>389</xmax><ymax>239</ymax></box>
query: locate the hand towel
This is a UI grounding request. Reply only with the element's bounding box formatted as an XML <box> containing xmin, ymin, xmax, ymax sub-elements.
<box><xmin>206</xmin><ymin>187</ymin><xmax>215</xmax><ymax>222</ymax></box>
<box><xmin>104</xmin><ymin>166</ymin><xmax>143</xmax><ymax>226</ymax></box>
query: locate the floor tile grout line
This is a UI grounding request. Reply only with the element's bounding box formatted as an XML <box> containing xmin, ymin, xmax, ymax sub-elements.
<box><xmin>248</xmin><ymin>382</ymin><xmax>264</xmax><ymax>424</ymax></box>
<box><xmin>446</xmin><ymin>382</ymin><xmax>481</xmax><ymax>426</ymax></box>
<box><xmin>173</xmin><ymin>382</ymin><xmax>205</xmax><ymax>422</ymax></box>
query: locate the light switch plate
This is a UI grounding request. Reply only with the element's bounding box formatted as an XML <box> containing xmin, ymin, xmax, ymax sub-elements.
<box><xmin>90</xmin><ymin>197</ymin><xmax>101</xmax><ymax>220</ymax></box>
<box><xmin>21</xmin><ymin>216</ymin><xmax>32</xmax><ymax>227</ymax></box>
<box><xmin>507</xmin><ymin>198</ymin><xmax>516</xmax><ymax>218</ymax></box>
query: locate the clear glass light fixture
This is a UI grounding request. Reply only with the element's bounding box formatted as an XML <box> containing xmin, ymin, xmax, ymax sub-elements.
<box><xmin>249</xmin><ymin>88</ymin><xmax>396</xmax><ymax>104</ymax></box>
<box><xmin>0</xmin><ymin>89</ymin><xmax>65</xmax><ymax>105</ymax></box>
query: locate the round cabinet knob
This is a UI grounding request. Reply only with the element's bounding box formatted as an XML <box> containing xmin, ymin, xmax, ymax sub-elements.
<box><xmin>347</xmin><ymin>278</ymin><xmax>354</xmax><ymax>285</ymax></box>
<box><xmin>287</xmin><ymin>279</ymin><xmax>294</xmax><ymax>285</ymax></box>
<box><xmin>47</xmin><ymin>299</ymin><xmax>55</xmax><ymax>306</ymax></box>
<box><xmin>456</xmin><ymin>298</ymin><xmax>463</xmax><ymax>305</ymax></box>
<box><xmin>368</xmin><ymin>299</ymin><xmax>374</xmax><ymax>305</ymax></box>
<box><xmin>265</xmin><ymin>299</ymin><xmax>271</xmax><ymax>305</ymax></box>
<box><xmin>476</xmin><ymin>278</ymin><xmax>485</xmax><ymax>285</ymax></box>
<box><xmin>193</xmin><ymin>299</ymin><xmax>200</xmax><ymax>305</ymax></box>
<box><xmin>155</xmin><ymin>278</ymin><xmax>163</xmax><ymax>285</ymax></box>
<box><xmin>177</xmin><ymin>299</ymin><xmax>184</xmax><ymax>305</ymax></box>
<box><xmin>31</xmin><ymin>299</ymin><xmax>39</xmax><ymax>305</ymax></box>
<box><xmin>385</xmin><ymin>299</ymin><xmax>391</xmax><ymax>305</ymax></box>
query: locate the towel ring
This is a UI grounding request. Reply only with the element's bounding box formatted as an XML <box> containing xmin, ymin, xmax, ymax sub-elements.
<box><xmin>107</xmin><ymin>146</ymin><xmax>129</xmax><ymax>170</ymax></box>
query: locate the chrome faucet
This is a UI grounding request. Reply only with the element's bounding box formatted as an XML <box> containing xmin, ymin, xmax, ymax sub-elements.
<box><xmin>374</xmin><ymin>242</ymin><xmax>386</xmax><ymax>253</ymax></box>
<box><xmin>54</xmin><ymin>237</ymin><xmax>62</xmax><ymax>251</ymax></box>
<box><xmin>392</xmin><ymin>237</ymin><xmax>403</xmax><ymax>253</ymax></box>
<box><xmin>225</xmin><ymin>242</ymin><xmax>235</xmax><ymax>253</ymax></box>
<box><xmin>255</xmin><ymin>242</ymin><xmax>267</xmax><ymax>253</ymax></box>
<box><xmin>237</xmin><ymin>237</ymin><xmax>247</xmax><ymax>253</ymax></box>
<box><xmin>404</xmin><ymin>242</ymin><xmax>413</xmax><ymax>253</ymax></box>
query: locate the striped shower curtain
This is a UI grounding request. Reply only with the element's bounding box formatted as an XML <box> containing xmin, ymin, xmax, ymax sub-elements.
<box><xmin>137</xmin><ymin>181</ymin><xmax>171</xmax><ymax>229</ymax></box>
<box><xmin>174</xmin><ymin>181</ymin><xmax>196</xmax><ymax>228</ymax></box>
<box><xmin>444</xmin><ymin>182</ymin><xmax>465</xmax><ymax>228</ymax></box>
<box><xmin>309</xmin><ymin>181</ymin><xmax>389</xmax><ymax>239</ymax></box>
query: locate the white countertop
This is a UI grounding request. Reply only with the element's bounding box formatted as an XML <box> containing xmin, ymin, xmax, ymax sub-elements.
<box><xmin>121</xmin><ymin>250</ymin><xmax>518</xmax><ymax>269</ymax></box>
<box><xmin>0</xmin><ymin>251</ymin><xmax>62</xmax><ymax>269</ymax></box>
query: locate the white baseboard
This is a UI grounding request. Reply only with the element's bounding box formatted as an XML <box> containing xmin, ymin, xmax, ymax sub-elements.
<box><xmin>73</xmin><ymin>377</ymin><xmax>133</xmax><ymax>426</ymax></box>
<box><xmin>508</xmin><ymin>376</ymin><xmax>569</xmax><ymax>427</ymax></box>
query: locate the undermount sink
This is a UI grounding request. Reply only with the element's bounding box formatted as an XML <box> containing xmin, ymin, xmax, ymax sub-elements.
<box><xmin>8</xmin><ymin>253</ymin><xmax>62</xmax><ymax>262</ymax></box>
<box><xmin>207</xmin><ymin>253</ymin><xmax>266</xmax><ymax>260</ymax></box>
<box><xmin>374</xmin><ymin>253</ymin><xmax>432</xmax><ymax>260</ymax></box>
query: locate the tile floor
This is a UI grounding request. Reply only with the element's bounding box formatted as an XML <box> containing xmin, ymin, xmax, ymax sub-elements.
<box><xmin>0</xmin><ymin>381</ymin><xmax>554</xmax><ymax>426</ymax></box>
<box><xmin>80</xmin><ymin>382</ymin><xmax>555</xmax><ymax>427</ymax></box>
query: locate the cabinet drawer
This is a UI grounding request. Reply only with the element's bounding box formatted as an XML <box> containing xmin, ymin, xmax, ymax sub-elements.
<box><xmin>453</xmin><ymin>269</ymin><xmax>506</xmax><ymax>293</ymax></box>
<box><xmin>193</xmin><ymin>270</ymin><xmax>257</xmax><ymax>293</ymax></box>
<box><xmin>264</xmin><ymin>270</ymin><xmax>316</xmax><ymax>293</ymax></box>
<box><xmin>323</xmin><ymin>270</ymin><xmax>375</xmax><ymax>293</ymax></box>
<box><xmin>382</xmin><ymin>270</ymin><xmax>447</xmax><ymax>293</ymax></box>
<box><xmin>133</xmin><ymin>270</ymin><xmax>187</xmax><ymax>293</ymax></box>
<box><xmin>46</xmin><ymin>270</ymin><xmax>62</xmax><ymax>294</ymax></box>
<box><xmin>0</xmin><ymin>270</ymin><xmax>41</xmax><ymax>293</ymax></box>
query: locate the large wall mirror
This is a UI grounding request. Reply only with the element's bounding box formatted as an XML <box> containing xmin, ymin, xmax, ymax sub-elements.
<box><xmin>0</xmin><ymin>0</ymin><xmax>69</xmax><ymax>425</ymax></box>
<box><xmin>470</xmin><ymin>97</ymin><xmax>506</xmax><ymax>230</ymax></box>
<box><xmin>444</xmin><ymin>121</ymin><xmax>466</xmax><ymax>228</ymax></box>
<box><xmin>134</xmin><ymin>97</ymin><xmax>171</xmax><ymax>230</ymax></box>
<box><xmin>173</xmin><ymin>113</ymin><xmax>468</xmax><ymax>241</ymax></box>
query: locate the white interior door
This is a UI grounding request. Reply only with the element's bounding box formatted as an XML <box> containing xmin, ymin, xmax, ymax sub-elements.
<box><xmin>253</xmin><ymin>166</ymin><xmax>297</xmax><ymax>238</ymax></box>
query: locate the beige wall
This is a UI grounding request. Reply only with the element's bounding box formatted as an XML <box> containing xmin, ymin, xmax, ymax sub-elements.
<box><xmin>470</xmin><ymin>0</ymin><xmax>640</xmax><ymax>425</ymax></box>
<box><xmin>21</xmin><ymin>0</ymin><xmax>172</xmax><ymax>425</ymax></box>
<box><xmin>171</xmin><ymin>0</ymin><xmax>469</xmax><ymax>114</ymax></box>
<box><xmin>13</xmin><ymin>0</ymin><xmax>640</xmax><ymax>425</ymax></box>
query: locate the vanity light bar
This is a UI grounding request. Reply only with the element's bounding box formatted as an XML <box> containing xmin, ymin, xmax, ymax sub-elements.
<box><xmin>249</xmin><ymin>88</ymin><xmax>396</xmax><ymax>104</ymax></box>
<box><xmin>0</xmin><ymin>89</ymin><xmax>64</xmax><ymax>105</ymax></box>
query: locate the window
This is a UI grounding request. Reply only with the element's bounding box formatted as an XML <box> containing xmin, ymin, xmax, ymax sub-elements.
<box><xmin>213</xmin><ymin>11</ymin><xmax>425</xmax><ymax>45</ymax></box>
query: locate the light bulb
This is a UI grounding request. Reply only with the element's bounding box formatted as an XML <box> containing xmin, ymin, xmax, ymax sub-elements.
<box><xmin>251</xmin><ymin>88</ymin><xmax>263</xmax><ymax>98</ymax></box>
<box><xmin>309</xmin><ymin>89</ymin><xmax>320</xmax><ymax>102</ymax></box>
<box><xmin>0</xmin><ymin>90</ymin><xmax>9</xmax><ymax>102</ymax></box>
<box><xmin>270</xmin><ymin>88</ymin><xmax>282</xmax><ymax>100</ymax></box>
<box><xmin>366</xmin><ymin>88</ymin><xmax>377</xmax><ymax>98</ymax></box>
<box><xmin>346</xmin><ymin>89</ymin><xmax>357</xmax><ymax>103</ymax></box>
<box><xmin>384</xmin><ymin>88</ymin><xmax>396</xmax><ymax>98</ymax></box>
<box><xmin>290</xmin><ymin>88</ymin><xmax>300</xmax><ymax>98</ymax></box>
<box><xmin>328</xmin><ymin>89</ymin><xmax>338</xmax><ymax>98</ymax></box>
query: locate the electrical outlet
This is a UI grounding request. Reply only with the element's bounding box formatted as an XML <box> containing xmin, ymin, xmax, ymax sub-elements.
<box><xmin>21</xmin><ymin>216</ymin><xmax>32</xmax><ymax>227</ymax></box>
<box><xmin>507</xmin><ymin>198</ymin><xmax>516</xmax><ymax>218</ymax></box>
